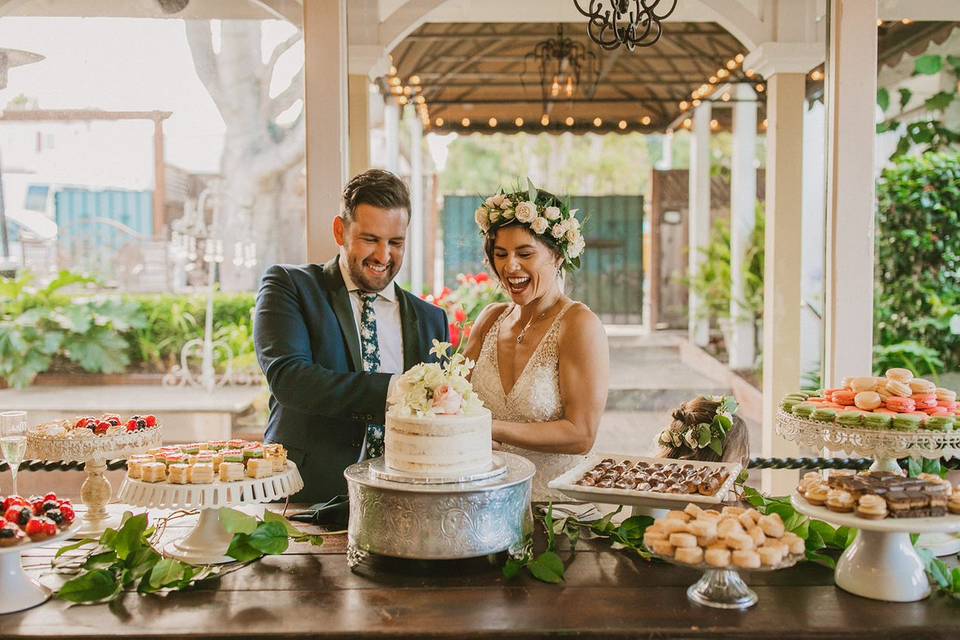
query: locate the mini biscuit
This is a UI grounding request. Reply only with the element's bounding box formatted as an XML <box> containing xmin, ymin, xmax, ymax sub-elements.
<box><xmin>674</xmin><ymin>546</ymin><xmax>704</xmax><ymax>565</ymax></box>
<box><xmin>699</xmin><ymin>510</ymin><xmax>722</xmax><ymax>521</ymax></box>
<box><xmin>683</xmin><ymin>503</ymin><xmax>704</xmax><ymax>518</ymax></box>
<box><xmin>688</xmin><ymin>520</ymin><xmax>717</xmax><ymax>539</ymax></box>
<box><xmin>717</xmin><ymin>519</ymin><xmax>744</xmax><ymax>538</ymax></box>
<box><xmin>643</xmin><ymin>531</ymin><xmax>667</xmax><ymax>546</ymax></box>
<box><xmin>667</xmin><ymin>510</ymin><xmax>691</xmax><ymax>521</ymax></box>
<box><xmin>725</xmin><ymin>532</ymin><xmax>755</xmax><ymax>550</ymax></box>
<box><xmin>783</xmin><ymin>533</ymin><xmax>805</xmax><ymax>555</ymax></box>
<box><xmin>732</xmin><ymin>549</ymin><xmax>761</xmax><ymax>569</ymax></box>
<box><xmin>668</xmin><ymin>532</ymin><xmax>698</xmax><ymax>548</ymax></box>
<box><xmin>758</xmin><ymin>546</ymin><xmax>785</xmax><ymax>566</ymax></box>
<box><xmin>697</xmin><ymin>534</ymin><xmax>718</xmax><ymax>547</ymax></box>
<box><xmin>721</xmin><ymin>506</ymin><xmax>745</xmax><ymax>517</ymax></box>
<box><xmin>758</xmin><ymin>513</ymin><xmax>786</xmax><ymax>538</ymax></box>
<box><xmin>650</xmin><ymin>540</ymin><xmax>675</xmax><ymax>557</ymax></box>
<box><xmin>747</xmin><ymin>526</ymin><xmax>766</xmax><ymax>547</ymax></box>
<box><xmin>704</xmin><ymin>547</ymin><xmax>731</xmax><ymax>568</ymax></box>
<box><xmin>661</xmin><ymin>519</ymin><xmax>690</xmax><ymax>534</ymax></box>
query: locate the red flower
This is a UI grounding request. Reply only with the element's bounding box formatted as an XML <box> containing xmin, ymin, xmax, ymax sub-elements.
<box><xmin>454</xmin><ymin>307</ymin><xmax>467</xmax><ymax>323</ymax></box>
<box><xmin>474</xmin><ymin>273</ymin><xmax>490</xmax><ymax>283</ymax></box>
<box><xmin>449</xmin><ymin>323</ymin><xmax>461</xmax><ymax>347</ymax></box>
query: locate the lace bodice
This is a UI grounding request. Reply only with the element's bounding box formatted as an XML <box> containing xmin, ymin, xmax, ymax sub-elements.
<box><xmin>472</xmin><ymin>301</ymin><xmax>584</xmax><ymax>501</ymax></box>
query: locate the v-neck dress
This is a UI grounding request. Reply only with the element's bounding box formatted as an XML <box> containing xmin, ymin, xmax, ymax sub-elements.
<box><xmin>472</xmin><ymin>301</ymin><xmax>584</xmax><ymax>501</ymax></box>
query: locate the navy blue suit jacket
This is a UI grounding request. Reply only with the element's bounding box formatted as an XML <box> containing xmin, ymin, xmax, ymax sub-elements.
<box><xmin>254</xmin><ymin>257</ymin><xmax>449</xmax><ymax>503</ymax></box>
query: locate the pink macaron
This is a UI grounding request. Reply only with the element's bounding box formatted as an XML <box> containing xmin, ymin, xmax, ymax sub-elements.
<box><xmin>832</xmin><ymin>390</ymin><xmax>857</xmax><ymax>406</ymax></box>
<box><xmin>885</xmin><ymin>396</ymin><xmax>916</xmax><ymax>413</ymax></box>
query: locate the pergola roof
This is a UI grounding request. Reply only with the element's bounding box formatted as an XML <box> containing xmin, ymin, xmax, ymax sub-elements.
<box><xmin>389</xmin><ymin>21</ymin><xmax>762</xmax><ymax>135</ymax></box>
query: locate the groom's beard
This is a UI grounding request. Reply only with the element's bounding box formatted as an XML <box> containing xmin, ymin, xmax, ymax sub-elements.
<box><xmin>347</xmin><ymin>256</ymin><xmax>399</xmax><ymax>292</ymax></box>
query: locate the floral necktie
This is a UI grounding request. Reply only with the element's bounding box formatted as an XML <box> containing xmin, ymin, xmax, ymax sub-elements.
<box><xmin>359</xmin><ymin>292</ymin><xmax>384</xmax><ymax>458</ymax></box>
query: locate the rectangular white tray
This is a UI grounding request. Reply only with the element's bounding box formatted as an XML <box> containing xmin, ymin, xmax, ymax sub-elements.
<box><xmin>547</xmin><ymin>453</ymin><xmax>742</xmax><ymax>508</ymax></box>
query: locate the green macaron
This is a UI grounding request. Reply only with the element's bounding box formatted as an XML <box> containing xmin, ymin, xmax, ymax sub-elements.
<box><xmin>892</xmin><ymin>414</ymin><xmax>923</xmax><ymax>431</ymax></box>
<box><xmin>923</xmin><ymin>416</ymin><xmax>955</xmax><ymax>432</ymax></box>
<box><xmin>811</xmin><ymin>408</ymin><xmax>838</xmax><ymax>423</ymax></box>
<box><xmin>836</xmin><ymin>411</ymin><xmax>864</xmax><ymax>427</ymax></box>
<box><xmin>793</xmin><ymin>403</ymin><xmax>816</xmax><ymax>418</ymax></box>
<box><xmin>863</xmin><ymin>413</ymin><xmax>893</xmax><ymax>430</ymax></box>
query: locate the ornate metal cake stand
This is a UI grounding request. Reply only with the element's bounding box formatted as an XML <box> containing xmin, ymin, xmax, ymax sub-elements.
<box><xmin>117</xmin><ymin>461</ymin><xmax>303</xmax><ymax>565</ymax></box>
<box><xmin>26</xmin><ymin>428</ymin><xmax>163</xmax><ymax>538</ymax></box>
<box><xmin>777</xmin><ymin>409</ymin><xmax>960</xmax><ymax>555</ymax></box>
<box><xmin>792</xmin><ymin>494</ymin><xmax>960</xmax><ymax>602</ymax></box>
<box><xmin>0</xmin><ymin>522</ymin><xmax>79</xmax><ymax>614</ymax></box>
<box><xmin>344</xmin><ymin>452</ymin><xmax>535</xmax><ymax>565</ymax></box>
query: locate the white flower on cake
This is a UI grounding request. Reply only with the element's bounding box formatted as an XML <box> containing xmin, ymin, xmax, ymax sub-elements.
<box><xmin>387</xmin><ymin>340</ymin><xmax>485</xmax><ymax>417</ymax></box>
<box><xmin>515</xmin><ymin>200</ymin><xmax>537</xmax><ymax>223</ymax></box>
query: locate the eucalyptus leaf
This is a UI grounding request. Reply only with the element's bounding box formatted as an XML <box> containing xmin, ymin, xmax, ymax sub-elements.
<box><xmin>58</xmin><ymin>569</ymin><xmax>121</xmax><ymax>604</ymax></box>
<box><xmin>526</xmin><ymin>551</ymin><xmax>565</xmax><ymax>584</ymax></box>
<box><xmin>220</xmin><ymin>507</ymin><xmax>258</xmax><ymax>535</ymax></box>
<box><xmin>527</xmin><ymin>177</ymin><xmax>538</xmax><ymax>204</ymax></box>
<box><xmin>697</xmin><ymin>423</ymin><xmax>711</xmax><ymax>447</ymax></box>
<box><xmin>924</xmin><ymin>91</ymin><xmax>955</xmax><ymax>112</ymax></box>
<box><xmin>898</xmin><ymin>87</ymin><xmax>912</xmax><ymax>110</ymax></box>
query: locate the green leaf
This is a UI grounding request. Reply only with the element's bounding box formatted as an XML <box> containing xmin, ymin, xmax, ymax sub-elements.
<box><xmin>590</xmin><ymin>506</ymin><xmax>622</xmax><ymax>535</ymax></box>
<box><xmin>716</xmin><ymin>414</ymin><xmax>733</xmax><ymax>431</ymax></box>
<box><xmin>63</xmin><ymin>326</ymin><xmax>130</xmax><ymax>374</ymax></box>
<box><xmin>84</xmin><ymin>550</ymin><xmax>118</xmax><ymax>570</ymax></box>
<box><xmin>220</xmin><ymin>508</ymin><xmax>258</xmax><ymax>535</ymax></box>
<box><xmin>55</xmin><ymin>538</ymin><xmax>98</xmax><ymax>558</ymax></box>
<box><xmin>262</xmin><ymin>510</ymin><xmax>306</xmax><ymax>538</ymax></box>
<box><xmin>248</xmin><ymin>521</ymin><xmax>290</xmax><ymax>556</ymax></box>
<box><xmin>697</xmin><ymin>423</ymin><xmax>712</xmax><ymax>446</ymax></box>
<box><xmin>502</xmin><ymin>557</ymin><xmax>524</xmax><ymax>580</ymax></box>
<box><xmin>527</xmin><ymin>177</ymin><xmax>538</xmax><ymax>204</ymax></box>
<box><xmin>914</xmin><ymin>54</ymin><xmax>943</xmax><ymax>75</ymax></box>
<box><xmin>924</xmin><ymin>91</ymin><xmax>955</xmax><ymax>112</ymax></box>
<box><xmin>877</xmin><ymin>87</ymin><xmax>890</xmax><ymax>111</ymax></box>
<box><xmin>617</xmin><ymin>515</ymin><xmax>653</xmax><ymax>542</ymax></box>
<box><xmin>112</xmin><ymin>513</ymin><xmax>148</xmax><ymax>561</ymax></box>
<box><xmin>226</xmin><ymin>533</ymin><xmax>263</xmax><ymax>563</ymax></box>
<box><xmin>149</xmin><ymin>558</ymin><xmax>186</xmax><ymax>589</ymax></box>
<box><xmin>907</xmin><ymin>458</ymin><xmax>922</xmax><ymax>478</ymax></box>
<box><xmin>708</xmin><ymin>436</ymin><xmax>724</xmax><ymax>456</ymax></box>
<box><xmin>526</xmin><ymin>551</ymin><xmax>565</xmax><ymax>584</ymax></box>
<box><xmin>898</xmin><ymin>88</ymin><xmax>913</xmax><ymax>110</ymax></box>
<box><xmin>805</xmin><ymin>550</ymin><xmax>836</xmax><ymax>570</ymax></box>
<box><xmin>947</xmin><ymin>55</ymin><xmax>960</xmax><ymax>74</ymax></box>
<box><xmin>58</xmin><ymin>569</ymin><xmax>121</xmax><ymax>604</ymax></box>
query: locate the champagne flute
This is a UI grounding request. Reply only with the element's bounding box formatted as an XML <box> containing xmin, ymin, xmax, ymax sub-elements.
<box><xmin>0</xmin><ymin>411</ymin><xmax>28</xmax><ymax>496</ymax></box>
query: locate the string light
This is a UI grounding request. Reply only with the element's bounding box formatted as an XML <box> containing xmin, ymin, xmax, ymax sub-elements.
<box><xmin>682</xmin><ymin>118</ymin><xmax>692</xmax><ymax>129</ymax></box>
<box><xmin>641</xmin><ymin>115</ymin><xmax>651</xmax><ymax>125</ymax></box>
<box><xmin>390</xmin><ymin>76</ymin><xmax>402</xmax><ymax>86</ymax></box>
<box><xmin>735</xmin><ymin>54</ymin><xmax>744</xmax><ymax>63</ymax></box>
<box><xmin>415</xmin><ymin>95</ymin><xmax>425</xmax><ymax>104</ymax></box>
<box><xmin>679</xmin><ymin>100</ymin><xmax>689</xmax><ymax>110</ymax></box>
<box><xmin>692</xmin><ymin>99</ymin><xmax>701</xmax><ymax>107</ymax></box>
<box><xmin>755</xmin><ymin>83</ymin><xmax>765</xmax><ymax>93</ymax></box>
<box><xmin>710</xmin><ymin>119</ymin><xmax>719</xmax><ymax>130</ymax></box>
<box><xmin>726</xmin><ymin>59</ymin><xmax>737</xmax><ymax>70</ymax></box>
<box><xmin>515</xmin><ymin>117</ymin><xmax>524</xmax><ymax>127</ymax></box>
<box><xmin>409</xmin><ymin>75</ymin><xmax>420</xmax><ymax>85</ymax></box>
<box><xmin>810</xmin><ymin>69</ymin><xmax>824</xmax><ymax>81</ymax></box>
<box><xmin>721</xmin><ymin>92</ymin><xmax>731</xmax><ymax>102</ymax></box>
<box><xmin>761</xmin><ymin>118</ymin><xmax>768</xmax><ymax>129</ymax></box>
<box><xmin>618</xmin><ymin>120</ymin><xmax>627</xmax><ymax>130</ymax></box>
<box><xmin>398</xmin><ymin>95</ymin><xmax>408</xmax><ymax>105</ymax></box>
<box><xmin>593</xmin><ymin>117</ymin><xmax>602</xmax><ymax>127</ymax></box>
<box><xmin>709</xmin><ymin>76</ymin><xmax>718</xmax><ymax>84</ymax></box>
<box><xmin>901</xmin><ymin>18</ymin><xmax>913</xmax><ymax>25</ymax></box>
<box><xmin>435</xmin><ymin>117</ymin><xmax>444</xmax><ymax>127</ymax></box>
<box><xmin>541</xmin><ymin>114</ymin><xmax>550</xmax><ymax>126</ymax></box>
<box><xmin>389</xmin><ymin>65</ymin><xmax>398</xmax><ymax>76</ymax></box>
<box><xmin>565</xmin><ymin>116</ymin><xmax>575</xmax><ymax>126</ymax></box>
<box><xmin>461</xmin><ymin>117</ymin><xmax>471</xmax><ymax>127</ymax></box>
<box><xmin>876</xmin><ymin>19</ymin><xmax>883</xmax><ymax>27</ymax></box>
<box><xmin>745</xmin><ymin>69</ymin><xmax>755</xmax><ymax>78</ymax></box>
<box><xmin>488</xmin><ymin>117</ymin><xmax>498</xmax><ymax>127</ymax></box>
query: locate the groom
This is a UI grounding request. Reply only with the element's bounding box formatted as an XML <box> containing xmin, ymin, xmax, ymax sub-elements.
<box><xmin>254</xmin><ymin>169</ymin><xmax>449</xmax><ymax>504</ymax></box>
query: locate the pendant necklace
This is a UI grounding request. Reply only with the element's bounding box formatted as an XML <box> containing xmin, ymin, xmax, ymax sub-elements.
<box><xmin>516</xmin><ymin>298</ymin><xmax>560</xmax><ymax>344</ymax></box>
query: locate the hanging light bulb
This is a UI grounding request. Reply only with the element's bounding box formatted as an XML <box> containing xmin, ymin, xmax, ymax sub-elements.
<box><xmin>551</xmin><ymin>77</ymin><xmax>561</xmax><ymax>97</ymax></box>
<box><xmin>565</xmin><ymin>116</ymin><xmax>574</xmax><ymax>126</ymax></box>
<box><xmin>593</xmin><ymin>117</ymin><xmax>602</xmax><ymax>127</ymax></box>
<box><xmin>541</xmin><ymin>114</ymin><xmax>550</xmax><ymax>126</ymax></box>
<box><xmin>515</xmin><ymin>117</ymin><xmax>524</xmax><ymax>127</ymax></box>
<box><xmin>565</xmin><ymin>76</ymin><xmax>574</xmax><ymax>97</ymax></box>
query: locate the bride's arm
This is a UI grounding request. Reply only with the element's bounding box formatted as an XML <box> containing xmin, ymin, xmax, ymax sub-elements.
<box><xmin>492</xmin><ymin>304</ymin><xmax>609</xmax><ymax>454</ymax></box>
<box><xmin>462</xmin><ymin>302</ymin><xmax>510</xmax><ymax>378</ymax></box>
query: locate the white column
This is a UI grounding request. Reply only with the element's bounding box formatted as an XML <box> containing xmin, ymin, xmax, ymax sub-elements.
<box><xmin>688</xmin><ymin>103</ymin><xmax>712</xmax><ymax>348</ymax></box>
<box><xmin>408</xmin><ymin>115</ymin><xmax>424</xmax><ymax>294</ymax></box>
<box><xmin>659</xmin><ymin>132</ymin><xmax>673</xmax><ymax>169</ymax></box>
<box><xmin>729</xmin><ymin>82</ymin><xmax>758</xmax><ymax>370</ymax></box>
<box><xmin>384</xmin><ymin>101</ymin><xmax>400</xmax><ymax>175</ymax></box>
<box><xmin>823</xmin><ymin>0</ymin><xmax>878</xmax><ymax>386</ymax></box>
<box><xmin>304</xmin><ymin>0</ymin><xmax>348</xmax><ymax>263</ymax></box>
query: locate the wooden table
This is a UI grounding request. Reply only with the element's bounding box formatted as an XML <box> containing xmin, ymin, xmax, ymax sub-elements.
<box><xmin>5</xmin><ymin>504</ymin><xmax>960</xmax><ymax>639</ymax></box>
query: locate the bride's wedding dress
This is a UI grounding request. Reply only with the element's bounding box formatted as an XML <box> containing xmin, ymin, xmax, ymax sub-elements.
<box><xmin>472</xmin><ymin>301</ymin><xmax>584</xmax><ymax>501</ymax></box>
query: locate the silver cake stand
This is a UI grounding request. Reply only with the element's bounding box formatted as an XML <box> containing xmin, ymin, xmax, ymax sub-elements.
<box><xmin>344</xmin><ymin>452</ymin><xmax>535</xmax><ymax>566</ymax></box>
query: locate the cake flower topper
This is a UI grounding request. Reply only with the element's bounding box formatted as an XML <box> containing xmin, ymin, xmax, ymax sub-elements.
<box><xmin>387</xmin><ymin>340</ymin><xmax>485</xmax><ymax>417</ymax></box>
<box><xmin>658</xmin><ymin>395</ymin><xmax>739</xmax><ymax>456</ymax></box>
<box><xmin>474</xmin><ymin>178</ymin><xmax>586</xmax><ymax>271</ymax></box>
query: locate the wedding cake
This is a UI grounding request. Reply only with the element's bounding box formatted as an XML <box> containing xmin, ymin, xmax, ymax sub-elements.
<box><xmin>385</xmin><ymin>341</ymin><xmax>492</xmax><ymax>477</ymax></box>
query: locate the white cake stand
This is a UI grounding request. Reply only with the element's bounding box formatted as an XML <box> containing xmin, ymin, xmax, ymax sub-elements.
<box><xmin>26</xmin><ymin>428</ymin><xmax>163</xmax><ymax>538</ymax></box>
<box><xmin>0</xmin><ymin>522</ymin><xmax>79</xmax><ymax>614</ymax></box>
<box><xmin>777</xmin><ymin>409</ymin><xmax>960</xmax><ymax>556</ymax></box>
<box><xmin>791</xmin><ymin>494</ymin><xmax>960</xmax><ymax>602</ymax></box>
<box><xmin>117</xmin><ymin>461</ymin><xmax>303</xmax><ymax>565</ymax></box>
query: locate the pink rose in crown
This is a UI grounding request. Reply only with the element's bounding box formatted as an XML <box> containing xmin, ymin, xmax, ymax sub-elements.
<box><xmin>431</xmin><ymin>385</ymin><xmax>463</xmax><ymax>415</ymax></box>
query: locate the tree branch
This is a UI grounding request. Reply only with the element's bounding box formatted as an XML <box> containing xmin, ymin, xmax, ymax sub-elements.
<box><xmin>250</xmin><ymin>116</ymin><xmax>306</xmax><ymax>181</ymax></box>
<box><xmin>184</xmin><ymin>21</ymin><xmax>223</xmax><ymax>107</ymax></box>
<box><xmin>264</xmin><ymin>32</ymin><xmax>303</xmax><ymax>80</ymax></box>
<box><xmin>268</xmin><ymin>66</ymin><xmax>304</xmax><ymax>121</ymax></box>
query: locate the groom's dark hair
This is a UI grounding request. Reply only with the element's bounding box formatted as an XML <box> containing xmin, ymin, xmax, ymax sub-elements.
<box><xmin>341</xmin><ymin>169</ymin><xmax>410</xmax><ymax>224</ymax></box>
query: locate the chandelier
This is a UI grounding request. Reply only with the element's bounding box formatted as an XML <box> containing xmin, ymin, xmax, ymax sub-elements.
<box><xmin>524</xmin><ymin>25</ymin><xmax>599</xmax><ymax>114</ymax></box>
<box><xmin>573</xmin><ymin>0</ymin><xmax>679</xmax><ymax>50</ymax></box>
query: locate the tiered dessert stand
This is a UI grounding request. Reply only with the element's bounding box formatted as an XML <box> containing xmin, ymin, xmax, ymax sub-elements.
<box><xmin>777</xmin><ymin>409</ymin><xmax>960</xmax><ymax>556</ymax></box>
<box><xmin>792</xmin><ymin>494</ymin><xmax>960</xmax><ymax>602</ymax></box>
<box><xmin>344</xmin><ymin>452</ymin><xmax>535</xmax><ymax>565</ymax></box>
<box><xmin>117</xmin><ymin>461</ymin><xmax>303</xmax><ymax>565</ymax></box>
<box><xmin>26</xmin><ymin>428</ymin><xmax>162</xmax><ymax>538</ymax></box>
<box><xmin>0</xmin><ymin>522</ymin><xmax>79</xmax><ymax>614</ymax></box>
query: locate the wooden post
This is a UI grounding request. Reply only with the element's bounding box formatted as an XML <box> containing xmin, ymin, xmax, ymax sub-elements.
<box><xmin>408</xmin><ymin>115</ymin><xmax>424</xmax><ymax>294</ymax></box>
<box><xmin>348</xmin><ymin>74</ymin><xmax>370</xmax><ymax>177</ymax></box>
<box><xmin>152</xmin><ymin>116</ymin><xmax>166</xmax><ymax>239</ymax></box>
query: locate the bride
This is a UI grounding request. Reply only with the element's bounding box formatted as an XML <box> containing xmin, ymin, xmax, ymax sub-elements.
<box><xmin>462</xmin><ymin>184</ymin><xmax>609</xmax><ymax>501</ymax></box>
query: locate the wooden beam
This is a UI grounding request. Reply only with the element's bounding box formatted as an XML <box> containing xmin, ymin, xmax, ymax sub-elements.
<box><xmin>152</xmin><ymin>118</ymin><xmax>166</xmax><ymax>240</ymax></box>
<box><xmin>0</xmin><ymin>109</ymin><xmax>172</xmax><ymax>121</ymax></box>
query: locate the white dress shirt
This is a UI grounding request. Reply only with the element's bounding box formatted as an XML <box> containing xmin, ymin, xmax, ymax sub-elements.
<box><xmin>338</xmin><ymin>256</ymin><xmax>404</xmax><ymax>375</ymax></box>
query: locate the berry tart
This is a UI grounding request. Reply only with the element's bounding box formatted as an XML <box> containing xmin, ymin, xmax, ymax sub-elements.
<box><xmin>27</xmin><ymin>413</ymin><xmax>163</xmax><ymax>462</ymax></box>
<box><xmin>0</xmin><ymin>493</ymin><xmax>77</xmax><ymax>548</ymax></box>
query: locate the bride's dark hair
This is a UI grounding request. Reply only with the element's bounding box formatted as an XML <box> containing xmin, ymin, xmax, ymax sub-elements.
<box><xmin>657</xmin><ymin>396</ymin><xmax>750</xmax><ymax>469</ymax></box>
<box><xmin>482</xmin><ymin>189</ymin><xmax>565</xmax><ymax>272</ymax></box>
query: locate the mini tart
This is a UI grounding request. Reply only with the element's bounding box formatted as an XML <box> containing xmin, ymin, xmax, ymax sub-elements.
<box><xmin>167</xmin><ymin>463</ymin><xmax>191</xmax><ymax>485</ymax></box>
<box><xmin>219</xmin><ymin>461</ymin><xmax>245</xmax><ymax>482</ymax></box>
<box><xmin>804</xmin><ymin>483</ymin><xmax>830</xmax><ymax>506</ymax></box>
<box><xmin>245</xmin><ymin>458</ymin><xmax>274</xmax><ymax>479</ymax></box>
<box><xmin>140</xmin><ymin>462</ymin><xmax>167</xmax><ymax>483</ymax></box>
<box><xmin>189</xmin><ymin>463</ymin><xmax>215</xmax><ymax>484</ymax></box>
<box><xmin>826</xmin><ymin>489</ymin><xmax>855</xmax><ymax>513</ymax></box>
<box><xmin>856</xmin><ymin>494</ymin><xmax>888</xmax><ymax>520</ymax></box>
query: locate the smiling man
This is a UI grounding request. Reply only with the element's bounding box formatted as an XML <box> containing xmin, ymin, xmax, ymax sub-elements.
<box><xmin>254</xmin><ymin>169</ymin><xmax>449</xmax><ymax>504</ymax></box>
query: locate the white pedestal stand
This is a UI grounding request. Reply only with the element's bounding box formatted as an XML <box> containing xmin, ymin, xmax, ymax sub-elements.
<box><xmin>0</xmin><ymin>523</ymin><xmax>79</xmax><ymax>614</ymax></box>
<box><xmin>117</xmin><ymin>461</ymin><xmax>303</xmax><ymax>565</ymax></box>
<box><xmin>777</xmin><ymin>410</ymin><xmax>960</xmax><ymax>556</ymax></box>
<box><xmin>792</xmin><ymin>494</ymin><xmax>960</xmax><ymax>602</ymax></box>
<box><xmin>26</xmin><ymin>428</ymin><xmax>163</xmax><ymax>539</ymax></box>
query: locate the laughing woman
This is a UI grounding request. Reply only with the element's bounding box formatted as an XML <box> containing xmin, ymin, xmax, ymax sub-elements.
<box><xmin>462</xmin><ymin>185</ymin><xmax>609</xmax><ymax>501</ymax></box>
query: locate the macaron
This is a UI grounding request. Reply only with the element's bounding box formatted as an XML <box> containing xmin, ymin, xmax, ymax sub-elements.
<box><xmin>885</xmin><ymin>396</ymin><xmax>916</xmax><ymax>413</ymax></box>
<box><xmin>874</xmin><ymin>408</ymin><xmax>898</xmax><ymax>415</ymax></box>
<box><xmin>936</xmin><ymin>388</ymin><xmax>957</xmax><ymax>403</ymax></box>
<box><xmin>832</xmin><ymin>390</ymin><xmax>857</xmax><ymax>406</ymax></box>
<box><xmin>885</xmin><ymin>379</ymin><xmax>913</xmax><ymax>398</ymax></box>
<box><xmin>823</xmin><ymin>388</ymin><xmax>845</xmax><ymax>401</ymax></box>
<box><xmin>793</xmin><ymin>403</ymin><xmax>816</xmax><ymax>418</ymax></box>
<box><xmin>849</xmin><ymin>377</ymin><xmax>877</xmax><ymax>392</ymax></box>
<box><xmin>886</xmin><ymin>368</ymin><xmax>914</xmax><ymax>383</ymax></box>
<box><xmin>892</xmin><ymin>414</ymin><xmax>923</xmax><ymax>431</ymax></box>
<box><xmin>924</xmin><ymin>416</ymin><xmax>955</xmax><ymax>432</ymax></box>
<box><xmin>924</xmin><ymin>406</ymin><xmax>951</xmax><ymax>417</ymax></box>
<box><xmin>912</xmin><ymin>394</ymin><xmax>938</xmax><ymax>409</ymax></box>
<box><xmin>854</xmin><ymin>391</ymin><xmax>883</xmax><ymax>411</ymax></box>
<box><xmin>836</xmin><ymin>411</ymin><xmax>864</xmax><ymax>427</ymax></box>
<box><xmin>781</xmin><ymin>397</ymin><xmax>801</xmax><ymax>411</ymax></box>
<box><xmin>910</xmin><ymin>378</ymin><xmax>937</xmax><ymax>394</ymax></box>
<box><xmin>938</xmin><ymin>400</ymin><xmax>959</xmax><ymax>411</ymax></box>
<box><xmin>863</xmin><ymin>413</ymin><xmax>893</xmax><ymax>430</ymax></box>
<box><xmin>811</xmin><ymin>408</ymin><xmax>838</xmax><ymax>423</ymax></box>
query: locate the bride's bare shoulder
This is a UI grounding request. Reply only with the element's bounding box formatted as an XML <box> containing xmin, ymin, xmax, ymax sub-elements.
<box><xmin>558</xmin><ymin>302</ymin><xmax>606</xmax><ymax>342</ymax></box>
<box><xmin>473</xmin><ymin>302</ymin><xmax>511</xmax><ymax>335</ymax></box>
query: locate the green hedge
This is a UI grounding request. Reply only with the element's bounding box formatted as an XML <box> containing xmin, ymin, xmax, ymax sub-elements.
<box><xmin>875</xmin><ymin>152</ymin><xmax>960</xmax><ymax>374</ymax></box>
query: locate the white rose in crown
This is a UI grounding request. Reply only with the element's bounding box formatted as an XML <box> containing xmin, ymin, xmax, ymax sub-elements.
<box><xmin>544</xmin><ymin>206</ymin><xmax>561</xmax><ymax>221</ymax></box>
<box><xmin>530</xmin><ymin>216</ymin><xmax>550</xmax><ymax>235</ymax></box>
<box><xmin>566</xmin><ymin>227</ymin><xmax>581</xmax><ymax>244</ymax></box>
<box><xmin>489</xmin><ymin>208</ymin><xmax>501</xmax><ymax>224</ymax></box>
<box><xmin>515</xmin><ymin>201</ymin><xmax>538</xmax><ymax>223</ymax></box>
<box><xmin>431</xmin><ymin>385</ymin><xmax>463</xmax><ymax>414</ymax></box>
<box><xmin>475</xmin><ymin>207</ymin><xmax>490</xmax><ymax>232</ymax></box>
<box><xmin>491</xmin><ymin>194</ymin><xmax>505</xmax><ymax>208</ymax></box>
<box><xmin>551</xmin><ymin>221</ymin><xmax>568</xmax><ymax>239</ymax></box>
<box><xmin>502</xmin><ymin>208</ymin><xmax>515</xmax><ymax>220</ymax></box>
<box><xmin>485</xmin><ymin>196</ymin><xmax>498</xmax><ymax>208</ymax></box>
<box><xmin>499</xmin><ymin>197</ymin><xmax>513</xmax><ymax>210</ymax></box>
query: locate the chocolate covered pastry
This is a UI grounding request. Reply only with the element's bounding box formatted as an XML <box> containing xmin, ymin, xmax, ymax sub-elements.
<box><xmin>576</xmin><ymin>459</ymin><xmax>730</xmax><ymax>497</ymax></box>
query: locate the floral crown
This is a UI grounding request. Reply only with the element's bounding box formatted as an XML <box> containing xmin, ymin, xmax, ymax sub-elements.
<box><xmin>474</xmin><ymin>179</ymin><xmax>586</xmax><ymax>271</ymax></box>
<box><xmin>657</xmin><ymin>396</ymin><xmax>739</xmax><ymax>456</ymax></box>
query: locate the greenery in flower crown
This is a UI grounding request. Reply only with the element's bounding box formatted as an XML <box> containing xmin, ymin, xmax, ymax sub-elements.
<box><xmin>657</xmin><ymin>395</ymin><xmax>739</xmax><ymax>456</ymax></box>
<box><xmin>387</xmin><ymin>340</ymin><xmax>485</xmax><ymax>417</ymax></box>
<box><xmin>474</xmin><ymin>178</ymin><xmax>586</xmax><ymax>271</ymax></box>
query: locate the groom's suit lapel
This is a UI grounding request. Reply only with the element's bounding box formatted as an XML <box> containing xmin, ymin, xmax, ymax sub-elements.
<box><xmin>322</xmin><ymin>258</ymin><xmax>362</xmax><ymax>372</ymax></box>
<box><xmin>396</xmin><ymin>286</ymin><xmax>422</xmax><ymax>371</ymax></box>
